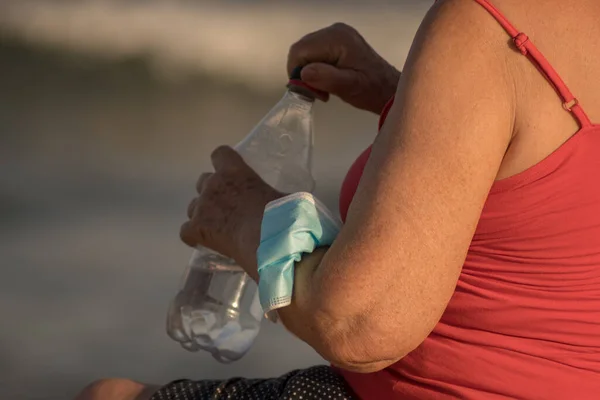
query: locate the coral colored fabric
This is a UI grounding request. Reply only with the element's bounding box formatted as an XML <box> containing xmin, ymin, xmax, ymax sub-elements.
<box><xmin>336</xmin><ymin>0</ymin><xmax>600</xmax><ymax>398</ymax></box>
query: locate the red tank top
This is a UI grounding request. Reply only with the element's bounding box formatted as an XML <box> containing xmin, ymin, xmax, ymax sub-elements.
<box><xmin>337</xmin><ymin>1</ymin><xmax>600</xmax><ymax>398</ymax></box>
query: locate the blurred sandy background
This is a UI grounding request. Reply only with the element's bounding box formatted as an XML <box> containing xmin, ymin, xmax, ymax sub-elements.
<box><xmin>0</xmin><ymin>1</ymin><xmax>431</xmax><ymax>399</ymax></box>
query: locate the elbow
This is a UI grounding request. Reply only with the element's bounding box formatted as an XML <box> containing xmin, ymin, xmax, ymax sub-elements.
<box><xmin>317</xmin><ymin>328</ymin><xmax>408</xmax><ymax>373</ymax></box>
<box><xmin>301</xmin><ymin>273</ymin><xmax>439</xmax><ymax>373</ymax></box>
<box><xmin>309</xmin><ymin>310</ymin><xmax>417</xmax><ymax>374</ymax></box>
<box><xmin>330</xmin><ymin>357</ymin><xmax>403</xmax><ymax>374</ymax></box>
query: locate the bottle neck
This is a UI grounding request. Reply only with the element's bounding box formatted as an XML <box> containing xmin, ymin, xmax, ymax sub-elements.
<box><xmin>285</xmin><ymin>88</ymin><xmax>315</xmax><ymax>105</ymax></box>
<box><xmin>287</xmin><ymin>76</ymin><xmax>321</xmax><ymax>102</ymax></box>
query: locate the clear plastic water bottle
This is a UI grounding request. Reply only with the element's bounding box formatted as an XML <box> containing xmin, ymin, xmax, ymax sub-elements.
<box><xmin>166</xmin><ymin>67</ymin><xmax>318</xmax><ymax>363</ymax></box>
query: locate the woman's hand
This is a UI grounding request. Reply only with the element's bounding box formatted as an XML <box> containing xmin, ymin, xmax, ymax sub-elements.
<box><xmin>287</xmin><ymin>22</ymin><xmax>400</xmax><ymax>114</ymax></box>
<box><xmin>180</xmin><ymin>146</ymin><xmax>283</xmax><ymax>280</ymax></box>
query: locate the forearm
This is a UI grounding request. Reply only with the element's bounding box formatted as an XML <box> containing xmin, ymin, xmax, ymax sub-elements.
<box><xmin>273</xmin><ymin>248</ymin><xmax>402</xmax><ymax>373</ymax></box>
<box><xmin>233</xmin><ymin>200</ymin><xmax>404</xmax><ymax>372</ymax></box>
<box><xmin>275</xmin><ymin>248</ymin><xmax>334</xmax><ymax>349</ymax></box>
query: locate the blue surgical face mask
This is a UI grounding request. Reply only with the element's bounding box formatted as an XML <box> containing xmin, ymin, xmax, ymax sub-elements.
<box><xmin>257</xmin><ymin>192</ymin><xmax>342</xmax><ymax>322</ymax></box>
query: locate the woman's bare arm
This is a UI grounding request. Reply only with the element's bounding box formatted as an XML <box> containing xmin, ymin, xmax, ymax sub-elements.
<box><xmin>263</xmin><ymin>0</ymin><xmax>516</xmax><ymax>373</ymax></box>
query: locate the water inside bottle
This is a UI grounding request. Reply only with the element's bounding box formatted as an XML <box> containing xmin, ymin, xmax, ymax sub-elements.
<box><xmin>167</xmin><ymin>252</ymin><xmax>263</xmax><ymax>362</ymax></box>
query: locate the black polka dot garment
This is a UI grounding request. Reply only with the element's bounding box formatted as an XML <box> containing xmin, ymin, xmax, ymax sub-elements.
<box><xmin>150</xmin><ymin>365</ymin><xmax>357</xmax><ymax>400</ymax></box>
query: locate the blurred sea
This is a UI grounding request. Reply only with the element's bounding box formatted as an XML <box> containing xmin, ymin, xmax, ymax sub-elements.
<box><xmin>0</xmin><ymin>1</ymin><xmax>431</xmax><ymax>399</ymax></box>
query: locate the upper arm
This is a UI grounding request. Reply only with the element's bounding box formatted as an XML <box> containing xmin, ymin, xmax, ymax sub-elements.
<box><xmin>314</xmin><ymin>0</ymin><xmax>516</xmax><ymax>364</ymax></box>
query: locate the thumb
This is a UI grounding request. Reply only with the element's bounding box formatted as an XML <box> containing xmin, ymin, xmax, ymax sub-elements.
<box><xmin>211</xmin><ymin>145</ymin><xmax>245</xmax><ymax>172</ymax></box>
<box><xmin>301</xmin><ymin>63</ymin><xmax>359</xmax><ymax>97</ymax></box>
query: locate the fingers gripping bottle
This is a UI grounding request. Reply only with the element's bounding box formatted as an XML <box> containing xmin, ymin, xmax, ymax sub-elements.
<box><xmin>166</xmin><ymin>67</ymin><xmax>319</xmax><ymax>363</ymax></box>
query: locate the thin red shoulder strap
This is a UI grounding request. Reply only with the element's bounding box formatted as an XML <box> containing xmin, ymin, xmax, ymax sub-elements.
<box><xmin>462</xmin><ymin>0</ymin><xmax>592</xmax><ymax>128</ymax></box>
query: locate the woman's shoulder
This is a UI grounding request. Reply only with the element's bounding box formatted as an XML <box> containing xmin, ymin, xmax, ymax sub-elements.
<box><xmin>416</xmin><ymin>0</ymin><xmax>518</xmax><ymax>64</ymax></box>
